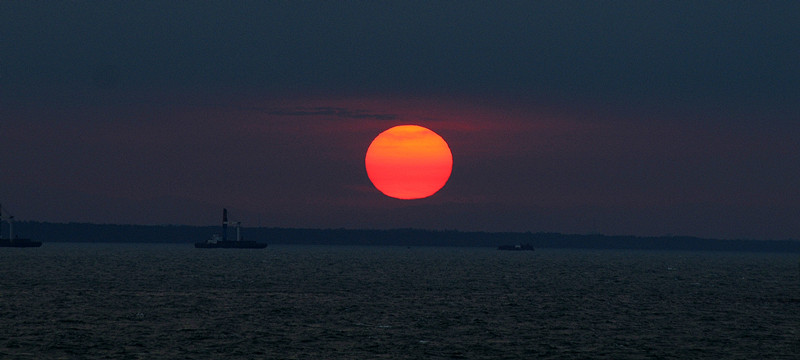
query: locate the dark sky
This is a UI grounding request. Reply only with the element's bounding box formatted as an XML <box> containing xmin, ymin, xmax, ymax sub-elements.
<box><xmin>2</xmin><ymin>1</ymin><xmax>799</xmax><ymax>240</ymax></box>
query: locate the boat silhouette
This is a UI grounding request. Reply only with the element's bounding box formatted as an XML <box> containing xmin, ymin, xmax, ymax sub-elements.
<box><xmin>497</xmin><ymin>243</ymin><xmax>534</xmax><ymax>251</ymax></box>
<box><xmin>0</xmin><ymin>204</ymin><xmax>42</xmax><ymax>248</ymax></box>
<box><xmin>195</xmin><ymin>208</ymin><xmax>267</xmax><ymax>249</ymax></box>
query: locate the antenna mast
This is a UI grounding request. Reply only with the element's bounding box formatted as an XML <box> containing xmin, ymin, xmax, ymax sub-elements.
<box><xmin>0</xmin><ymin>203</ymin><xmax>16</xmax><ymax>240</ymax></box>
<box><xmin>222</xmin><ymin>208</ymin><xmax>228</xmax><ymax>242</ymax></box>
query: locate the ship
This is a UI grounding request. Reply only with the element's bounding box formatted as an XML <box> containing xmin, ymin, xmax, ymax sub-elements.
<box><xmin>497</xmin><ymin>243</ymin><xmax>534</xmax><ymax>251</ymax></box>
<box><xmin>0</xmin><ymin>204</ymin><xmax>42</xmax><ymax>248</ymax></box>
<box><xmin>195</xmin><ymin>208</ymin><xmax>267</xmax><ymax>249</ymax></box>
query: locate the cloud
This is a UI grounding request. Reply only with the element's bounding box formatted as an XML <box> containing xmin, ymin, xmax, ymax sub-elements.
<box><xmin>263</xmin><ymin>107</ymin><xmax>397</xmax><ymax>121</ymax></box>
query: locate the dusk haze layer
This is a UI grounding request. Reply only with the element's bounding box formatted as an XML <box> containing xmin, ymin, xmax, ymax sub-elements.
<box><xmin>2</xmin><ymin>2</ymin><xmax>799</xmax><ymax>240</ymax></box>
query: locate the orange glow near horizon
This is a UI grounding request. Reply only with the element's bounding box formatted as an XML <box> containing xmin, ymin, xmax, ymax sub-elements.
<box><xmin>365</xmin><ymin>125</ymin><xmax>453</xmax><ymax>199</ymax></box>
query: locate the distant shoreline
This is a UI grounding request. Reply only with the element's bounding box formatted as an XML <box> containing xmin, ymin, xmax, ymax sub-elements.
<box><xmin>12</xmin><ymin>221</ymin><xmax>800</xmax><ymax>253</ymax></box>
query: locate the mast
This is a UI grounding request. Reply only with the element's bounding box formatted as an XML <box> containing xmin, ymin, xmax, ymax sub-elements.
<box><xmin>0</xmin><ymin>204</ymin><xmax>14</xmax><ymax>240</ymax></box>
<box><xmin>222</xmin><ymin>208</ymin><xmax>228</xmax><ymax>241</ymax></box>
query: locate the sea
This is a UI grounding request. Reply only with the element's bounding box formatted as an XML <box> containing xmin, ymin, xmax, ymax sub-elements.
<box><xmin>1</xmin><ymin>243</ymin><xmax>798</xmax><ymax>359</ymax></box>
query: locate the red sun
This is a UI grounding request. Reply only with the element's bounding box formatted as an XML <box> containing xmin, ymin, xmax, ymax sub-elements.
<box><xmin>365</xmin><ymin>125</ymin><xmax>453</xmax><ymax>199</ymax></box>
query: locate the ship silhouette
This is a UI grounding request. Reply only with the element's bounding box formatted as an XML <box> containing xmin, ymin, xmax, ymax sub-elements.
<box><xmin>195</xmin><ymin>208</ymin><xmax>267</xmax><ymax>249</ymax></box>
<box><xmin>497</xmin><ymin>243</ymin><xmax>534</xmax><ymax>251</ymax></box>
<box><xmin>0</xmin><ymin>203</ymin><xmax>42</xmax><ymax>248</ymax></box>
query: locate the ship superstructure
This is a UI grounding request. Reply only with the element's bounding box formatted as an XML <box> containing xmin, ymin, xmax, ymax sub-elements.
<box><xmin>0</xmin><ymin>204</ymin><xmax>42</xmax><ymax>248</ymax></box>
<box><xmin>195</xmin><ymin>208</ymin><xmax>267</xmax><ymax>249</ymax></box>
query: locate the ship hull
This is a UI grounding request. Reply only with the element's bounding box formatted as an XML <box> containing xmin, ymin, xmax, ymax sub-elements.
<box><xmin>0</xmin><ymin>239</ymin><xmax>42</xmax><ymax>248</ymax></box>
<box><xmin>195</xmin><ymin>241</ymin><xmax>267</xmax><ymax>249</ymax></box>
<box><xmin>497</xmin><ymin>244</ymin><xmax>534</xmax><ymax>251</ymax></box>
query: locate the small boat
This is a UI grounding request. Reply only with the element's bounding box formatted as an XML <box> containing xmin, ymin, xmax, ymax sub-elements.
<box><xmin>0</xmin><ymin>238</ymin><xmax>42</xmax><ymax>248</ymax></box>
<box><xmin>195</xmin><ymin>208</ymin><xmax>267</xmax><ymax>249</ymax></box>
<box><xmin>0</xmin><ymin>204</ymin><xmax>42</xmax><ymax>248</ymax></box>
<box><xmin>497</xmin><ymin>243</ymin><xmax>534</xmax><ymax>251</ymax></box>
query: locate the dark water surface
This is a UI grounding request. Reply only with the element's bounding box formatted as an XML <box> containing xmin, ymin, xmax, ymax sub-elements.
<box><xmin>1</xmin><ymin>244</ymin><xmax>798</xmax><ymax>359</ymax></box>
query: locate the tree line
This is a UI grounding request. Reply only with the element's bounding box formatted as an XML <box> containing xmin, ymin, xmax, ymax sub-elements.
<box><xmin>12</xmin><ymin>221</ymin><xmax>800</xmax><ymax>253</ymax></box>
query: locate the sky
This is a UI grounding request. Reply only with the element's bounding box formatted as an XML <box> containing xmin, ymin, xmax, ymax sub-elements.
<box><xmin>2</xmin><ymin>1</ymin><xmax>799</xmax><ymax>240</ymax></box>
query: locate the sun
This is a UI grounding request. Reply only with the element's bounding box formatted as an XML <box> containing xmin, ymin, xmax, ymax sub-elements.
<box><xmin>365</xmin><ymin>125</ymin><xmax>453</xmax><ymax>199</ymax></box>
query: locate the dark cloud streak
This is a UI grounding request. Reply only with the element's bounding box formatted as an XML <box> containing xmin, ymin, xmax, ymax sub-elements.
<box><xmin>263</xmin><ymin>107</ymin><xmax>397</xmax><ymax>121</ymax></box>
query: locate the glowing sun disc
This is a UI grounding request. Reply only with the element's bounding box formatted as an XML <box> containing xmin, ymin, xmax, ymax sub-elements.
<box><xmin>365</xmin><ymin>125</ymin><xmax>453</xmax><ymax>199</ymax></box>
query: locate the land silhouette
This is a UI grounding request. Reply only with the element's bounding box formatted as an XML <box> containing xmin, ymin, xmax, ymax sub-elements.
<box><xmin>10</xmin><ymin>221</ymin><xmax>800</xmax><ymax>253</ymax></box>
